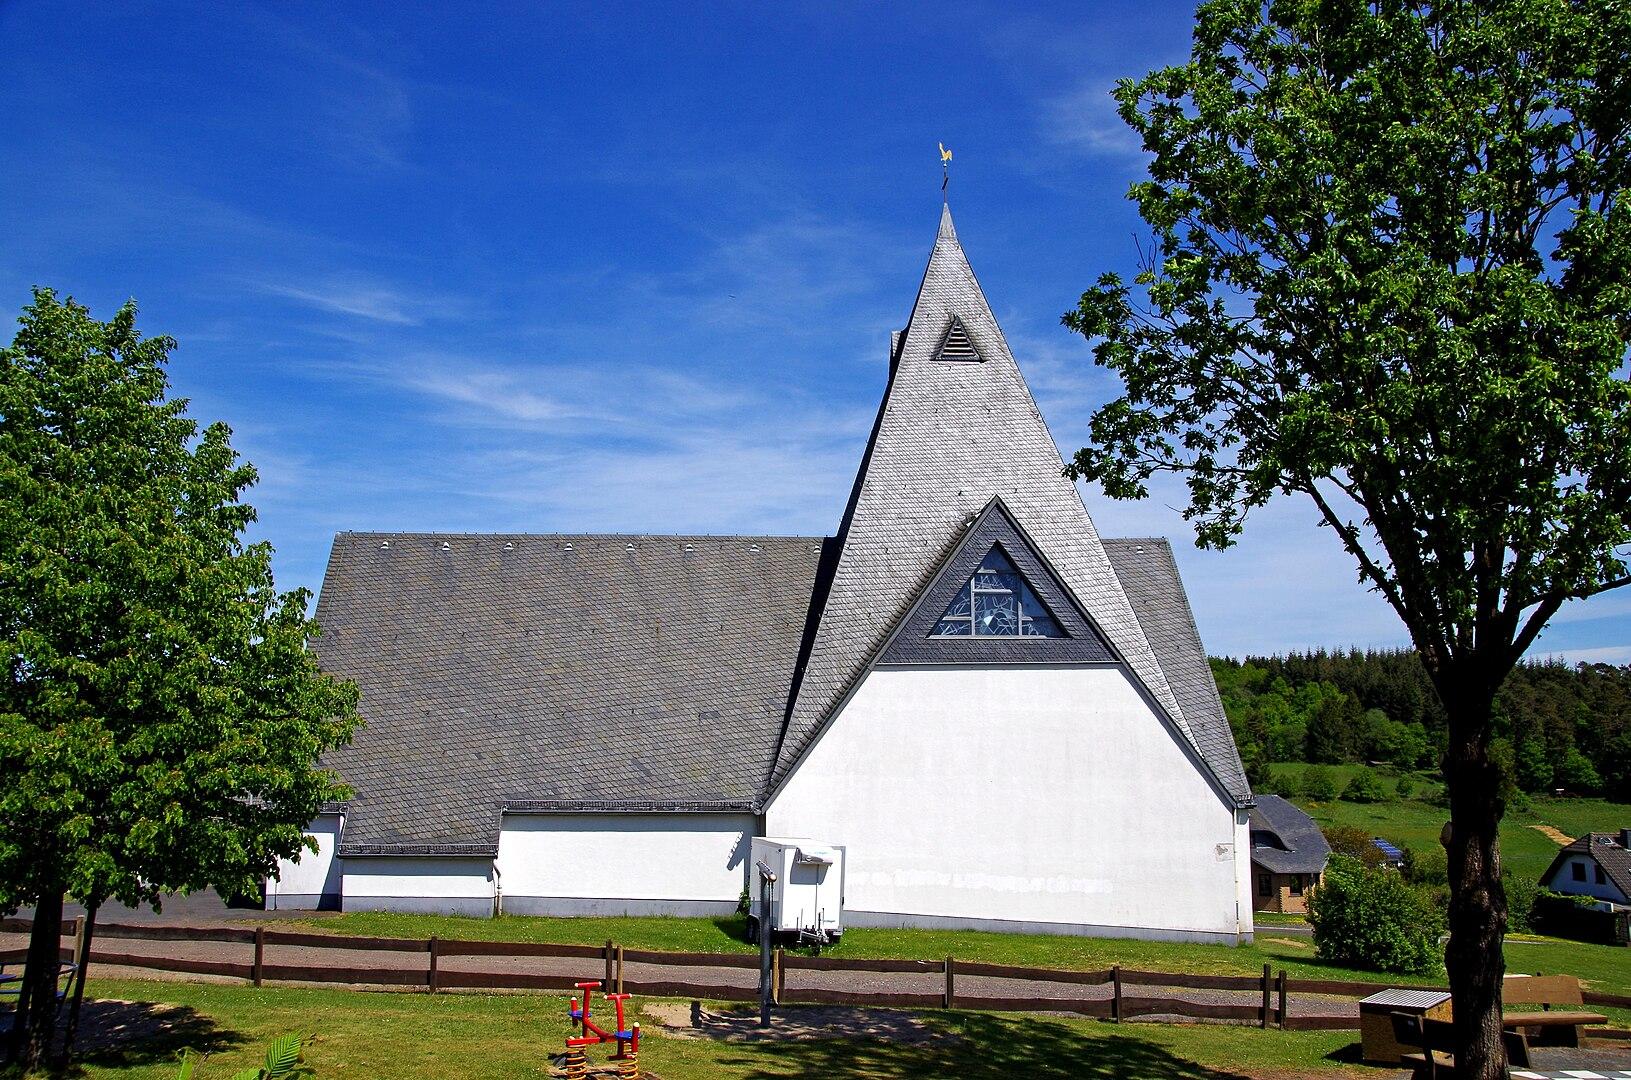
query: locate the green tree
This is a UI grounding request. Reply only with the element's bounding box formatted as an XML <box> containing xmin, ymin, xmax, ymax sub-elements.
<box><xmin>0</xmin><ymin>291</ymin><xmax>361</xmax><ymax>1067</ymax></box>
<box><xmin>1300</xmin><ymin>764</ymin><xmax>1338</xmax><ymax>801</ymax></box>
<box><xmin>1341</xmin><ymin>768</ymin><xmax>1390</xmax><ymax>803</ymax></box>
<box><xmin>1066</xmin><ymin>2</ymin><xmax>1631</xmax><ymax>1073</ymax></box>
<box><xmin>1308</xmin><ymin>856</ymin><xmax>1446</xmax><ymax>975</ymax></box>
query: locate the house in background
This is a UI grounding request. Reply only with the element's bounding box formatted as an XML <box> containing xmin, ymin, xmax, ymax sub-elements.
<box><xmin>276</xmin><ymin>205</ymin><xmax>1257</xmax><ymax>943</ymax></box>
<box><xmin>1540</xmin><ymin>831</ymin><xmax>1631</xmax><ymax>909</ymax></box>
<box><xmin>1249</xmin><ymin>795</ymin><xmax>1330</xmax><ymax>913</ymax></box>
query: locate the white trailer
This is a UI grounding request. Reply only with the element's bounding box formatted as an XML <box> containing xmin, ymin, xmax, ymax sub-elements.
<box><xmin>749</xmin><ymin>837</ymin><xmax>845</xmax><ymax>943</ymax></box>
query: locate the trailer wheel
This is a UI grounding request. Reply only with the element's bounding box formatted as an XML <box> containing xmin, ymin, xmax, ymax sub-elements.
<box><xmin>745</xmin><ymin>914</ymin><xmax>761</xmax><ymax>943</ymax></box>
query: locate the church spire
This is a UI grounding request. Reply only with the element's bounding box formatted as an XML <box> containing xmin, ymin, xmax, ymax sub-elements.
<box><xmin>769</xmin><ymin>207</ymin><xmax>1233</xmax><ymax>794</ymax></box>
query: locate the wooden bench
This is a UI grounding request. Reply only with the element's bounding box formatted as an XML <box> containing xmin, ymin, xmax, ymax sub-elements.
<box><xmin>1390</xmin><ymin>1012</ymin><xmax>1532</xmax><ymax>1078</ymax></box>
<box><xmin>1502</xmin><ymin>974</ymin><xmax>1609</xmax><ymax>1048</ymax></box>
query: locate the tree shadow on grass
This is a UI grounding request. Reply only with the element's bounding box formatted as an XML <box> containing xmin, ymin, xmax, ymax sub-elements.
<box><xmin>0</xmin><ymin>999</ymin><xmax>247</xmax><ymax>1079</ymax></box>
<box><xmin>711</xmin><ymin>1012</ymin><xmax>1255</xmax><ymax>1080</ymax></box>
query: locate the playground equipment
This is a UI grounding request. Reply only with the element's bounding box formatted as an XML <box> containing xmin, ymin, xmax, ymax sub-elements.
<box><xmin>562</xmin><ymin>980</ymin><xmax>639</xmax><ymax>1079</ymax></box>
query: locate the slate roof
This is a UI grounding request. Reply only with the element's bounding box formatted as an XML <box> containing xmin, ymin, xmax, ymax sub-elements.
<box><xmin>313</xmin><ymin>206</ymin><xmax>1254</xmax><ymax>852</ymax></box>
<box><xmin>768</xmin><ymin>204</ymin><xmax>1231</xmax><ymax>799</ymax></box>
<box><xmin>1102</xmin><ymin>539</ymin><xmax>1250</xmax><ymax>802</ymax></box>
<box><xmin>1541</xmin><ymin>833</ymin><xmax>1631</xmax><ymax>899</ymax></box>
<box><xmin>1248</xmin><ymin>795</ymin><xmax>1331</xmax><ymax>875</ymax></box>
<box><xmin>313</xmin><ymin>533</ymin><xmax>829</xmax><ymax>852</ymax></box>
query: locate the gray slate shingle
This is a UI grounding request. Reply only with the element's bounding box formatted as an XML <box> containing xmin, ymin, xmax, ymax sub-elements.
<box><xmin>314</xmin><ymin>533</ymin><xmax>829</xmax><ymax>851</ymax></box>
<box><xmin>1247</xmin><ymin>794</ymin><xmax>1331</xmax><ymax>875</ymax></box>
<box><xmin>770</xmin><ymin>205</ymin><xmax>1218</xmax><ymax>793</ymax></box>
<box><xmin>314</xmin><ymin>207</ymin><xmax>1255</xmax><ymax>850</ymax></box>
<box><xmin>1102</xmin><ymin>538</ymin><xmax>1251</xmax><ymax>803</ymax></box>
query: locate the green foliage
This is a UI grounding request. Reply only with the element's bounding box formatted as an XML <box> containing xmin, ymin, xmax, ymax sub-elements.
<box><xmin>1340</xmin><ymin>769</ymin><xmax>1390</xmax><ymax>803</ymax></box>
<box><xmin>176</xmin><ymin>1032</ymin><xmax>309</xmax><ymax>1080</ymax></box>
<box><xmin>1402</xmin><ymin>845</ymin><xmax>1449</xmax><ymax>887</ymax></box>
<box><xmin>1395</xmin><ymin>775</ymin><xmax>1416</xmax><ymax>799</ymax></box>
<box><xmin>1504</xmin><ymin>873</ymin><xmax>1540</xmax><ymax>934</ymax></box>
<box><xmin>0</xmin><ymin>289</ymin><xmax>362</xmax><ymax>912</ymax></box>
<box><xmin>1558</xmin><ymin>749</ymin><xmax>1603</xmax><ymax>794</ymax></box>
<box><xmin>1220</xmin><ymin>650</ymin><xmax>1631</xmax><ymax>804</ymax></box>
<box><xmin>1322</xmin><ymin>824</ymin><xmax>1387</xmax><ymax>869</ymax></box>
<box><xmin>1308</xmin><ymin>857</ymin><xmax>1446</xmax><ymax>976</ymax></box>
<box><xmin>1299</xmin><ymin>765</ymin><xmax>1338</xmax><ymax>802</ymax></box>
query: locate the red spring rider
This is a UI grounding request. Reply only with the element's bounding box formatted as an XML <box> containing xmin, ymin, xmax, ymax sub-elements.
<box><xmin>563</xmin><ymin>981</ymin><xmax>639</xmax><ymax>1078</ymax></box>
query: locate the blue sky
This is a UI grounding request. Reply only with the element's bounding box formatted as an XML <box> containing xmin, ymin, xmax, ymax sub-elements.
<box><xmin>3</xmin><ymin>1</ymin><xmax>1626</xmax><ymax>662</ymax></box>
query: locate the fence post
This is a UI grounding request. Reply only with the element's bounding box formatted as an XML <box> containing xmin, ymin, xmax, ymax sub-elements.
<box><xmin>428</xmin><ymin>936</ymin><xmax>440</xmax><ymax>993</ymax></box>
<box><xmin>1112</xmin><ymin>964</ymin><xmax>1122</xmax><ymax>1023</ymax></box>
<box><xmin>253</xmin><ymin>926</ymin><xmax>265</xmax><ymax>988</ymax></box>
<box><xmin>1277</xmin><ymin>969</ymin><xmax>1288</xmax><ymax>1030</ymax></box>
<box><xmin>943</xmin><ymin>956</ymin><xmax>955</xmax><ymax>1009</ymax></box>
<box><xmin>616</xmin><ymin>945</ymin><xmax>625</xmax><ymax>995</ymax></box>
<box><xmin>72</xmin><ymin>916</ymin><xmax>86</xmax><ymax>970</ymax></box>
<box><xmin>604</xmin><ymin>939</ymin><xmax>615</xmax><ymax>989</ymax></box>
<box><xmin>1260</xmin><ymin>964</ymin><xmax>1271</xmax><ymax>1028</ymax></box>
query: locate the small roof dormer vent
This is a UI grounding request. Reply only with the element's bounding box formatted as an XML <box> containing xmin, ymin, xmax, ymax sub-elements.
<box><xmin>933</xmin><ymin>316</ymin><xmax>982</xmax><ymax>362</ymax></box>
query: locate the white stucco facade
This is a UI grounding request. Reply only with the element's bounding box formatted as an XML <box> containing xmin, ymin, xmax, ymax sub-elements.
<box><xmin>1546</xmin><ymin>855</ymin><xmax>1630</xmax><ymax>904</ymax></box>
<box><xmin>267</xmin><ymin>813</ymin><xmax>344</xmax><ymax>911</ymax></box>
<box><xmin>341</xmin><ymin>857</ymin><xmax>497</xmax><ymax>916</ymax></box>
<box><xmin>495</xmin><ymin>812</ymin><xmax>755</xmax><ymax>916</ymax></box>
<box><xmin>765</xmin><ymin>664</ymin><xmax>1252</xmax><ymax>943</ymax></box>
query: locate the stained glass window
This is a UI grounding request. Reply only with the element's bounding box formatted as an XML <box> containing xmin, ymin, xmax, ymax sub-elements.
<box><xmin>931</xmin><ymin>546</ymin><xmax>1063</xmax><ymax>637</ymax></box>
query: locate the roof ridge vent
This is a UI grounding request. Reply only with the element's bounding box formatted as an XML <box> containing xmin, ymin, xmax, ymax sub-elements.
<box><xmin>934</xmin><ymin>316</ymin><xmax>982</xmax><ymax>362</ymax></box>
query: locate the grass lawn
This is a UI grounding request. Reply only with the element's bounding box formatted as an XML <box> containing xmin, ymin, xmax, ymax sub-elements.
<box><xmin>15</xmin><ymin>978</ymin><xmax>1372</xmax><ymax>1080</ymax></box>
<box><xmin>1266</xmin><ymin>762</ymin><xmax>1631</xmax><ymax>884</ymax></box>
<box><xmin>296</xmin><ymin>911</ymin><xmax>1631</xmax><ymax>1009</ymax></box>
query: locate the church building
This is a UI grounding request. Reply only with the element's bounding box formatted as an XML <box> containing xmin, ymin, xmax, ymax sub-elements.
<box><xmin>273</xmin><ymin>206</ymin><xmax>1257</xmax><ymax>944</ymax></box>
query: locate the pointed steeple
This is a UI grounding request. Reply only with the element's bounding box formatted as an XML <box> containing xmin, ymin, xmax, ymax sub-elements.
<box><xmin>770</xmin><ymin>209</ymin><xmax>1230</xmax><ymax>794</ymax></box>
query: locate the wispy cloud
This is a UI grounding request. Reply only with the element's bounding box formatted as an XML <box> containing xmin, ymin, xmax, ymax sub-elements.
<box><xmin>1041</xmin><ymin>80</ymin><xmax>1145</xmax><ymax>160</ymax></box>
<box><xmin>1537</xmin><ymin>645</ymin><xmax>1631</xmax><ymax>666</ymax></box>
<box><xmin>259</xmin><ymin>279</ymin><xmax>468</xmax><ymax>326</ymax></box>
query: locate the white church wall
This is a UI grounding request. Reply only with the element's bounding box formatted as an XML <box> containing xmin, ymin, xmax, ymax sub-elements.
<box><xmin>266</xmin><ymin>813</ymin><xmax>343</xmax><ymax>911</ymax></box>
<box><xmin>1234</xmin><ymin>810</ymin><xmax>1255</xmax><ymax>940</ymax></box>
<box><xmin>766</xmin><ymin>665</ymin><xmax>1248</xmax><ymax>943</ymax></box>
<box><xmin>342</xmin><ymin>857</ymin><xmax>497</xmax><ymax>916</ymax></box>
<box><xmin>496</xmin><ymin>813</ymin><xmax>755</xmax><ymax>917</ymax></box>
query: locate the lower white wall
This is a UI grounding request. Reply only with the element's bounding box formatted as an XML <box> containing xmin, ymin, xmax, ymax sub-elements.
<box><xmin>765</xmin><ymin>665</ymin><xmax>1249</xmax><ymax>943</ymax></box>
<box><xmin>342</xmin><ymin>857</ymin><xmax>496</xmax><ymax>916</ymax></box>
<box><xmin>496</xmin><ymin>813</ymin><xmax>754</xmax><ymax>916</ymax></box>
<box><xmin>267</xmin><ymin>814</ymin><xmax>343</xmax><ymax>911</ymax></box>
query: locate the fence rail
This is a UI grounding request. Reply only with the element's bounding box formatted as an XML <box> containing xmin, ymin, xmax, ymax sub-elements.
<box><xmin>3</xmin><ymin>917</ymin><xmax>1626</xmax><ymax>1040</ymax></box>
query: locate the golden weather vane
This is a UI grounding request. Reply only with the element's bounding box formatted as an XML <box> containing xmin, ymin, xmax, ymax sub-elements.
<box><xmin>939</xmin><ymin>142</ymin><xmax>953</xmax><ymax>195</ymax></box>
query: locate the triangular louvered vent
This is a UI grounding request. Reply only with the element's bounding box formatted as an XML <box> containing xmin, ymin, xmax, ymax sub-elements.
<box><xmin>934</xmin><ymin>317</ymin><xmax>982</xmax><ymax>362</ymax></box>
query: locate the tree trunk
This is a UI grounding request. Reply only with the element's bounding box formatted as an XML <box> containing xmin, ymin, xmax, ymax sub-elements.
<box><xmin>1442</xmin><ymin>687</ymin><xmax>1508</xmax><ymax>1080</ymax></box>
<box><xmin>8</xmin><ymin>890</ymin><xmax>65</xmax><ymax>1069</ymax></box>
<box><xmin>59</xmin><ymin>898</ymin><xmax>100</xmax><ymax>1064</ymax></box>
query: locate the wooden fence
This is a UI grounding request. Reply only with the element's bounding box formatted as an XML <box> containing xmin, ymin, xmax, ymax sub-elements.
<box><xmin>3</xmin><ymin>918</ymin><xmax>1628</xmax><ymax>1038</ymax></box>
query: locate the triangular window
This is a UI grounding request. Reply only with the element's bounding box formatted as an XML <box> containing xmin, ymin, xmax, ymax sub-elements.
<box><xmin>934</xmin><ymin>317</ymin><xmax>982</xmax><ymax>362</ymax></box>
<box><xmin>932</xmin><ymin>545</ymin><xmax>1063</xmax><ymax>637</ymax></box>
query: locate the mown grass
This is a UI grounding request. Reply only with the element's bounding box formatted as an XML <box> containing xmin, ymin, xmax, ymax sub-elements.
<box><xmin>1267</xmin><ymin>762</ymin><xmax>1631</xmax><ymax>884</ymax></box>
<box><xmin>15</xmin><ymin>978</ymin><xmax>1373</xmax><ymax>1080</ymax></box>
<box><xmin>297</xmin><ymin>911</ymin><xmax>1631</xmax><ymax>1005</ymax></box>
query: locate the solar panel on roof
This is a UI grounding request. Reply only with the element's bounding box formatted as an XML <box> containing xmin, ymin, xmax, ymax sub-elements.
<box><xmin>1372</xmin><ymin>838</ymin><xmax>1404</xmax><ymax>859</ymax></box>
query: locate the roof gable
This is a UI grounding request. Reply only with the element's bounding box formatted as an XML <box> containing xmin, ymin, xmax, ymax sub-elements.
<box><xmin>1542</xmin><ymin>833</ymin><xmax>1631</xmax><ymax>898</ymax></box>
<box><xmin>769</xmin><ymin>204</ymin><xmax>1207</xmax><ymax>793</ymax></box>
<box><xmin>879</xmin><ymin>498</ymin><xmax>1116</xmax><ymax>664</ymax></box>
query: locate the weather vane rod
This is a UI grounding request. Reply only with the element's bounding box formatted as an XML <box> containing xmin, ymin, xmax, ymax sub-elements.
<box><xmin>939</xmin><ymin>141</ymin><xmax>952</xmax><ymax>199</ymax></box>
